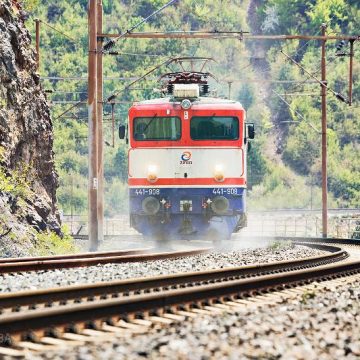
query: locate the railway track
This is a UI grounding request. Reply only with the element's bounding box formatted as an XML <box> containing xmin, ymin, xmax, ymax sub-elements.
<box><xmin>0</xmin><ymin>238</ymin><xmax>359</xmax><ymax>356</ymax></box>
<box><xmin>0</xmin><ymin>242</ymin><xmax>346</xmax><ymax>310</ymax></box>
<box><xmin>0</xmin><ymin>248</ymin><xmax>210</xmax><ymax>274</ymax></box>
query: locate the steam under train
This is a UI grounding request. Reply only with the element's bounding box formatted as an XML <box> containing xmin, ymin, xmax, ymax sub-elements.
<box><xmin>120</xmin><ymin>62</ymin><xmax>255</xmax><ymax>241</ymax></box>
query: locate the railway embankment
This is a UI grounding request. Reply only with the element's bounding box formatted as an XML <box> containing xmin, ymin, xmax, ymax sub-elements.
<box><xmin>34</xmin><ymin>277</ymin><xmax>359</xmax><ymax>360</ymax></box>
<box><xmin>1</xmin><ymin>240</ymin><xmax>359</xmax><ymax>358</ymax></box>
<box><xmin>0</xmin><ymin>244</ymin><xmax>325</xmax><ymax>293</ymax></box>
<box><xmin>0</xmin><ymin>1</ymin><xmax>63</xmax><ymax>257</ymax></box>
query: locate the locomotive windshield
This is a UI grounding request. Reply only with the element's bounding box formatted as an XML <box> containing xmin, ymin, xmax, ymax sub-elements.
<box><xmin>190</xmin><ymin>116</ymin><xmax>239</xmax><ymax>140</ymax></box>
<box><xmin>133</xmin><ymin>116</ymin><xmax>181</xmax><ymax>140</ymax></box>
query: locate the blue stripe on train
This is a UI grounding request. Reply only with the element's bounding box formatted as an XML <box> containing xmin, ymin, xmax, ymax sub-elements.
<box><xmin>129</xmin><ymin>187</ymin><xmax>246</xmax><ymax>214</ymax></box>
<box><xmin>129</xmin><ymin>187</ymin><xmax>246</xmax><ymax>239</ymax></box>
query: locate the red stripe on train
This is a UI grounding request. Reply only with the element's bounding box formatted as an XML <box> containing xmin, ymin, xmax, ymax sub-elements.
<box><xmin>128</xmin><ymin>178</ymin><xmax>246</xmax><ymax>186</ymax></box>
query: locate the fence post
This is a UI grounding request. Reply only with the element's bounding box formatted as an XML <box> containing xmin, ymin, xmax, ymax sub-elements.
<box><xmin>316</xmin><ymin>217</ymin><xmax>319</xmax><ymax>237</ymax></box>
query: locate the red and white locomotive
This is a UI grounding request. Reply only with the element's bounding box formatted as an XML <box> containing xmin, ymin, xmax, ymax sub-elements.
<box><xmin>120</xmin><ymin>60</ymin><xmax>254</xmax><ymax>241</ymax></box>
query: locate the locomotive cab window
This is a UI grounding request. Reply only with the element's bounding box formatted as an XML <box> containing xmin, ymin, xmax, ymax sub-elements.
<box><xmin>133</xmin><ymin>116</ymin><xmax>181</xmax><ymax>141</ymax></box>
<box><xmin>190</xmin><ymin>116</ymin><xmax>239</xmax><ymax>140</ymax></box>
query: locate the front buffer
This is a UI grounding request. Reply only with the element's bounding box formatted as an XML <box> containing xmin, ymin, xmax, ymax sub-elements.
<box><xmin>129</xmin><ymin>187</ymin><xmax>246</xmax><ymax>240</ymax></box>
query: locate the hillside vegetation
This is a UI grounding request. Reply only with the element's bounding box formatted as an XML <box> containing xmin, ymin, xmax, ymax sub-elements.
<box><xmin>24</xmin><ymin>0</ymin><xmax>359</xmax><ymax>215</ymax></box>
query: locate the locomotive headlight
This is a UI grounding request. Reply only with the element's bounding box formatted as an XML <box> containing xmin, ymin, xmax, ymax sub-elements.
<box><xmin>214</xmin><ymin>164</ymin><xmax>225</xmax><ymax>182</ymax></box>
<box><xmin>147</xmin><ymin>164</ymin><xmax>158</xmax><ymax>183</ymax></box>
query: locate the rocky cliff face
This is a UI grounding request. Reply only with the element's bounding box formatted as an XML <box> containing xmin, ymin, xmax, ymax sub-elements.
<box><xmin>0</xmin><ymin>0</ymin><xmax>61</xmax><ymax>256</ymax></box>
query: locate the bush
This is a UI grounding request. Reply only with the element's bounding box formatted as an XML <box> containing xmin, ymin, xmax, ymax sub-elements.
<box><xmin>33</xmin><ymin>225</ymin><xmax>78</xmax><ymax>255</ymax></box>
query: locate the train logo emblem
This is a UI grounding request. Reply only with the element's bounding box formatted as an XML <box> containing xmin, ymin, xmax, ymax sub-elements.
<box><xmin>180</xmin><ymin>151</ymin><xmax>192</xmax><ymax>164</ymax></box>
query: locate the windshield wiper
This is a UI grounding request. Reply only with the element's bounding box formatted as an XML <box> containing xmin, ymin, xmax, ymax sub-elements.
<box><xmin>142</xmin><ymin>113</ymin><xmax>158</xmax><ymax>134</ymax></box>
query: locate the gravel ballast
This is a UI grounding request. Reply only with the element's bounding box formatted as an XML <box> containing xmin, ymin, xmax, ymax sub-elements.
<box><xmin>0</xmin><ymin>245</ymin><xmax>326</xmax><ymax>293</ymax></box>
<box><xmin>29</xmin><ymin>278</ymin><xmax>360</xmax><ymax>360</ymax></box>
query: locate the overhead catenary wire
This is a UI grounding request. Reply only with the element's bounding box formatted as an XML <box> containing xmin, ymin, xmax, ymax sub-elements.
<box><xmin>36</xmin><ymin>19</ymin><xmax>79</xmax><ymax>44</ymax></box>
<box><xmin>288</xmin><ymin>45</ymin><xmax>343</xmax><ymax>94</ymax></box>
<box><xmin>282</xmin><ymin>17</ymin><xmax>342</xmax><ymax>94</ymax></box>
<box><xmin>41</xmin><ymin>76</ymin><xmax>146</xmax><ymax>81</ymax></box>
<box><xmin>280</xmin><ymin>49</ymin><xmax>350</xmax><ymax>104</ymax></box>
<box><xmin>278</xmin><ymin>92</ymin><xmax>320</xmax><ymax>96</ymax></box>
<box><xmin>53</xmin><ymin>100</ymin><xmax>85</xmax><ymax>120</ymax></box>
<box><xmin>101</xmin><ymin>31</ymin><xmax>356</xmax><ymax>40</ymax></box>
<box><xmin>51</xmin><ymin>101</ymin><xmax>131</xmax><ymax>104</ymax></box>
<box><xmin>287</xmin><ymin>55</ymin><xmax>340</xmax><ymax>93</ymax></box>
<box><xmin>51</xmin><ymin>16</ymin><xmax>357</xmax><ymax>118</ymax></box>
<box><xmin>271</xmin><ymin>89</ymin><xmax>320</xmax><ymax>133</ymax></box>
<box><xmin>243</xmin><ymin>15</ymin><xmax>338</xmax><ymax>95</ymax></box>
<box><xmin>52</xmin><ymin>56</ymin><xmax>171</xmax><ymax>120</ymax></box>
<box><xmin>103</xmin><ymin>0</ymin><xmax>179</xmax><ymax>52</ymax></box>
<box><xmin>49</xmin><ymin>55</ymin><xmax>353</xmax><ymax>119</ymax></box>
<box><xmin>41</xmin><ymin>76</ymin><xmax>320</xmax><ymax>84</ymax></box>
<box><xmin>107</xmin><ymin>51</ymin><xmax>166</xmax><ymax>57</ymax></box>
<box><xmin>46</xmin><ymin>90</ymin><xmax>88</xmax><ymax>94</ymax></box>
<box><xmin>292</xmin><ymin>14</ymin><xmax>337</xmax><ymax>58</ymax></box>
<box><xmin>106</xmin><ymin>56</ymin><xmax>172</xmax><ymax>102</ymax></box>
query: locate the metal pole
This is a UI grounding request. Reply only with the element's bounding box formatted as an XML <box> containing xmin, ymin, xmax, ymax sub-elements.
<box><xmin>88</xmin><ymin>0</ymin><xmax>98</xmax><ymax>251</ymax></box>
<box><xmin>321</xmin><ymin>24</ymin><xmax>328</xmax><ymax>238</ymax></box>
<box><xmin>349</xmin><ymin>40</ymin><xmax>354</xmax><ymax>106</ymax></box>
<box><xmin>35</xmin><ymin>19</ymin><xmax>40</xmax><ymax>69</ymax></box>
<box><xmin>111</xmin><ymin>102</ymin><xmax>115</xmax><ymax>147</ymax></box>
<box><xmin>70</xmin><ymin>172</ymin><xmax>74</xmax><ymax>225</ymax></box>
<box><xmin>310</xmin><ymin>174</ymin><xmax>313</xmax><ymax>211</ymax></box>
<box><xmin>97</xmin><ymin>0</ymin><xmax>104</xmax><ymax>243</ymax></box>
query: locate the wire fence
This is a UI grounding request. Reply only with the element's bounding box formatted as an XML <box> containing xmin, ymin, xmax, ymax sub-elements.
<box><xmin>63</xmin><ymin>211</ymin><xmax>360</xmax><ymax>240</ymax></box>
<box><xmin>242</xmin><ymin>215</ymin><xmax>360</xmax><ymax>239</ymax></box>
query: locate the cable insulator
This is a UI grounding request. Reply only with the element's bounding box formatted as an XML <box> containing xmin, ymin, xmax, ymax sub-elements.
<box><xmin>167</xmin><ymin>84</ymin><xmax>174</xmax><ymax>95</ymax></box>
<box><xmin>201</xmin><ymin>84</ymin><xmax>209</xmax><ymax>95</ymax></box>
<box><xmin>335</xmin><ymin>92</ymin><xmax>348</xmax><ymax>104</ymax></box>
<box><xmin>335</xmin><ymin>52</ymin><xmax>347</xmax><ymax>57</ymax></box>
<box><xmin>107</xmin><ymin>94</ymin><xmax>116</xmax><ymax>102</ymax></box>
<box><xmin>103</xmin><ymin>40</ymin><xmax>116</xmax><ymax>51</ymax></box>
<box><xmin>336</xmin><ymin>40</ymin><xmax>346</xmax><ymax>51</ymax></box>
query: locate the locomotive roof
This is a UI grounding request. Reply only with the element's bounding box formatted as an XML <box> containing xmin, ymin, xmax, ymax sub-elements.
<box><xmin>131</xmin><ymin>97</ymin><xmax>244</xmax><ymax>109</ymax></box>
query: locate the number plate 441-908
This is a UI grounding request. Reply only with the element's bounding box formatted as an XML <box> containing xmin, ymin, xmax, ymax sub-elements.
<box><xmin>134</xmin><ymin>188</ymin><xmax>160</xmax><ymax>196</ymax></box>
<box><xmin>212</xmin><ymin>188</ymin><xmax>239</xmax><ymax>196</ymax></box>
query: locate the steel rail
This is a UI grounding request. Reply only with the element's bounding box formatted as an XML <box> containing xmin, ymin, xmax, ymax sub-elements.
<box><xmin>0</xmin><ymin>254</ymin><xmax>359</xmax><ymax>339</ymax></box>
<box><xmin>0</xmin><ymin>243</ymin><xmax>346</xmax><ymax>309</ymax></box>
<box><xmin>0</xmin><ymin>248</ymin><xmax>211</xmax><ymax>274</ymax></box>
<box><xmin>274</xmin><ymin>236</ymin><xmax>360</xmax><ymax>246</ymax></box>
<box><xmin>0</xmin><ymin>248</ymin><xmax>150</xmax><ymax>264</ymax></box>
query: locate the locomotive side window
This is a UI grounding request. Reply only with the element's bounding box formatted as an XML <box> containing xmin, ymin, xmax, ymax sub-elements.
<box><xmin>133</xmin><ymin>117</ymin><xmax>181</xmax><ymax>141</ymax></box>
<box><xmin>190</xmin><ymin>116</ymin><xmax>239</xmax><ymax>140</ymax></box>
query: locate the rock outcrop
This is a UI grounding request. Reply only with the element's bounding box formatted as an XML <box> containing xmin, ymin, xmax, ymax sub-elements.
<box><xmin>0</xmin><ymin>0</ymin><xmax>61</xmax><ymax>256</ymax></box>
